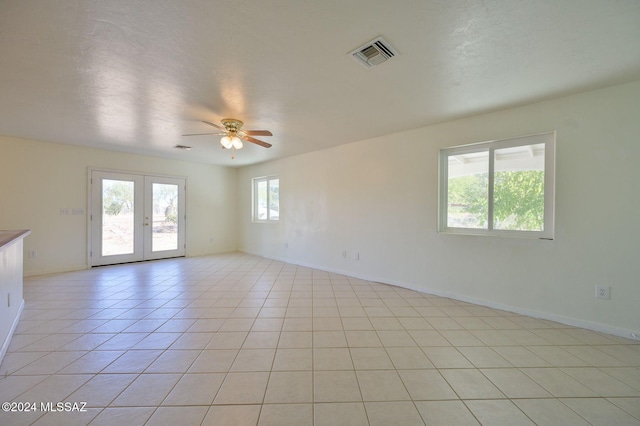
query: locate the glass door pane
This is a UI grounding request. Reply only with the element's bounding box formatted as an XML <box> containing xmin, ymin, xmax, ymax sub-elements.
<box><xmin>143</xmin><ymin>175</ymin><xmax>185</xmax><ymax>261</ymax></box>
<box><xmin>102</xmin><ymin>179</ymin><xmax>135</xmax><ymax>256</ymax></box>
<box><xmin>91</xmin><ymin>171</ymin><xmax>144</xmax><ymax>266</ymax></box>
<box><xmin>151</xmin><ymin>183</ymin><xmax>178</xmax><ymax>252</ymax></box>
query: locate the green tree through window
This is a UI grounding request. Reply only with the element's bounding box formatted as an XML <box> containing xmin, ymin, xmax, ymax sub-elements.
<box><xmin>448</xmin><ymin>171</ymin><xmax>544</xmax><ymax>231</ymax></box>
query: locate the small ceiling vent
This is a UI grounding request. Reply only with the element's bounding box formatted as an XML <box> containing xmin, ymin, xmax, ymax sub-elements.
<box><xmin>349</xmin><ymin>36</ymin><xmax>397</xmax><ymax>69</ymax></box>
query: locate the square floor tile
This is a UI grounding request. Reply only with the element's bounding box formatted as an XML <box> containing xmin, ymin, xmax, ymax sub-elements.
<box><xmin>213</xmin><ymin>372</ymin><xmax>269</xmax><ymax>404</ymax></box>
<box><xmin>278</xmin><ymin>331</ymin><xmax>312</xmax><ymax>348</ymax></box>
<box><xmin>480</xmin><ymin>368</ymin><xmax>551</xmax><ymax>398</ymax></box>
<box><xmin>439</xmin><ymin>369</ymin><xmax>505</xmax><ymax>399</ymax></box>
<box><xmin>162</xmin><ymin>373</ymin><xmax>225</xmax><ymax>405</ymax></box>
<box><xmin>231</xmin><ymin>349</ymin><xmax>276</xmax><ymax>372</ymax></box>
<box><xmin>272</xmin><ymin>348</ymin><xmax>312</xmax><ymax>371</ymax></box>
<box><xmin>561</xmin><ymin>367</ymin><xmax>640</xmax><ymax>396</ymax></box>
<box><xmin>465</xmin><ymin>399</ymin><xmax>535</xmax><ymax>425</ymax></box>
<box><xmin>364</xmin><ymin>401</ymin><xmax>424</xmax><ymax>426</ymax></box>
<box><xmin>513</xmin><ymin>399</ymin><xmax>590</xmax><ymax>426</ymax></box>
<box><xmin>258</xmin><ymin>403</ymin><xmax>313</xmax><ymax>426</ymax></box>
<box><xmin>264</xmin><ymin>371</ymin><xmax>313</xmax><ymax>403</ymax></box>
<box><xmin>314</xmin><ymin>402</ymin><xmax>368</xmax><ymax>426</ymax></box>
<box><xmin>415</xmin><ymin>401</ymin><xmax>480</xmax><ymax>425</ymax></box>
<box><xmin>386</xmin><ymin>347</ymin><xmax>434</xmax><ymax>369</ymax></box>
<box><xmin>561</xmin><ymin>397</ymin><xmax>640</xmax><ymax>425</ymax></box>
<box><xmin>314</xmin><ymin>370</ymin><xmax>362</xmax><ymax>402</ymax></box>
<box><xmin>422</xmin><ymin>347</ymin><xmax>474</xmax><ymax>368</ymax></box>
<box><xmin>202</xmin><ymin>405</ymin><xmax>261</xmax><ymax>426</ymax></box>
<box><xmin>145</xmin><ymin>406</ymin><xmax>209</xmax><ymax>426</ymax></box>
<box><xmin>145</xmin><ymin>349</ymin><xmax>200</xmax><ymax>373</ymax></box>
<box><xmin>357</xmin><ymin>370</ymin><xmax>410</xmax><ymax>401</ymax></box>
<box><xmin>350</xmin><ymin>347</ymin><xmax>394</xmax><ymax>370</ymax></box>
<box><xmin>243</xmin><ymin>331</ymin><xmax>280</xmax><ymax>349</ymax></box>
<box><xmin>521</xmin><ymin>368</ymin><xmax>599</xmax><ymax>397</ymax></box>
<box><xmin>188</xmin><ymin>349</ymin><xmax>237</xmax><ymax>373</ymax></box>
<box><xmin>398</xmin><ymin>369</ymin><xmax>458</xmax><ymax>400</ymax></box>
<box><xmin>313</xmin><ymin>331</ymin><xmax>347</xmax><ymax>347</ymax></box>
<box><xmin>88</xmin><ymin>407</ymin><xmax>155</xmax><ymax>426</ymax></box>
<box><xmin>313</xmin><ymin>348</ymin><xmax>354</xmax><ymax>370</ymax></box>
<box><xmin>68</xmin><ymin>373</ymin><xmax>137</xmax><ymax>407</ymax></box>
<box><xmin>111</xmin><ymin>374</ymin><xmax>181</xmax><ymax>406</ymax></box>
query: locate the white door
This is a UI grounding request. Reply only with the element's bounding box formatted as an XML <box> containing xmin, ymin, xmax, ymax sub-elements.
<box><xmin>90</xmin><ymin>170</ymin><xmax>186</xmax><ymax>266</ymax></box>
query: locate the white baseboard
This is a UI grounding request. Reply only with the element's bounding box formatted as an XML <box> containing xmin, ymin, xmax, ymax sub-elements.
<box><xmin>0</xmin><ymin>299</ymin><xmax>25</xmax><ymax>369</ymax></box>
<box><xmin>240</xmin><ymin>250</ymin><xmax>639</xmax><ymax>341</ymax></box>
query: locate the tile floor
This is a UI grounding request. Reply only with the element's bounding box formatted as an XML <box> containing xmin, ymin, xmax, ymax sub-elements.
<box><xmin>1</xmin><ymin>253</ymin><xmax>639</xmax><ymax>425</ymax></box>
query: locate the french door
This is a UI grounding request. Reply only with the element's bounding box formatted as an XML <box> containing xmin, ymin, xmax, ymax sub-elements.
<box><xmin>90</xmin><ymin>170</ymin><xmax>186</xmax><ymax>266</ymax></box>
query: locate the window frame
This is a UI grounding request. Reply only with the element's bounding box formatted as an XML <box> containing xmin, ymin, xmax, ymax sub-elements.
<box><xmin>438</xmin><ymin>132</ymin><xmax>556</xmax><ymax>239</ymax></box>
<box><xmin>252</xmin><ymin>175</ymin><xmax>280</xmax><ymax>223</ymax></box>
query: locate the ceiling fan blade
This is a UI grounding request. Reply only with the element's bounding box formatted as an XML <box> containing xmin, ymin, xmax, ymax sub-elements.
<box><xmin>182</xmin><ymin>132</ymin><xmax>226</xmax><ymax>136</ymax></box>
<box><xmin>243</xmin><ymin>130</ymin><xmax>273</xmax><ymax>136</ymax></box>
<box><xmin>201</xmin><ymin>120</ymin><xmax>226</xmax><ymax>131</ymax></box>
<box><xmin>242</xmin><ymin>135</ymin><xmax>272</xmax><ymax>148</ymax></box>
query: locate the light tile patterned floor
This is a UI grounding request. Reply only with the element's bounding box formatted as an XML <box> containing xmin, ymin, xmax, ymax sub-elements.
<box><xmin>1</xmin><ymin>253</ymin><xmax>639</xmax><ymax>425</ymax></box>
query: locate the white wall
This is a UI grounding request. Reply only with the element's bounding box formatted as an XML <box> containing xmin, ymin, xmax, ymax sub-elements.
<box><xmin>238</xmin><ymin>80</ymin><xmax>640</xmax><ymax>338</ymax></box>
<box><xmin>0</xmin><ymin>136</ymin><xmax>237</xmax><ymax>275</ymax></box>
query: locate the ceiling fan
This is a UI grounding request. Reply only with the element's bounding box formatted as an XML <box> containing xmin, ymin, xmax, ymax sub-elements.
<box><xmin>183</xmin><ymin>118</ymin><xmax>272</xmax><ymax>159</ymax></box>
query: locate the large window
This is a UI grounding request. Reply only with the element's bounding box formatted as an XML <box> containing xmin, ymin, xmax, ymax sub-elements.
<box><xmin>253</xmin><ymin>176</ymin><xmax>279</xmax><ymax>222</ymax></box>
<box><xmin>439</xmin><ymin>132</ymin><xmax>555</xmax><ymax>239</ymax></box>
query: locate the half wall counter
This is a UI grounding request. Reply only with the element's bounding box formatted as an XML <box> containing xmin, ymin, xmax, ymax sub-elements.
<box><xmin>0</xmin><ymin>230</ymin><xmax>30</xmax><ymax>365</ymax></box>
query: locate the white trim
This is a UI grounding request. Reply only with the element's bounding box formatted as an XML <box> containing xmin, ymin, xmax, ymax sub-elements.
<box><xmin>0</xmin><ymin>299</ymin><xmax>24</xmax><ymax>366</ymax></box>
<box><xmin>239</xmin><ymin>250</ymin><xmax>640</xmax><ymax>341</ymax></box>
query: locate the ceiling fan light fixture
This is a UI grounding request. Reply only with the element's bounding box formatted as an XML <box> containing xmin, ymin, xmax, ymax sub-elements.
<box><xmin>187</xmin><ymin>118</ymin><xmax>272</xmax><ymax>158</ymax></box>
<box><xmin>220</xmin><ymin>135</ymin><xmax>233</xmax><ymax>149</ymax></box>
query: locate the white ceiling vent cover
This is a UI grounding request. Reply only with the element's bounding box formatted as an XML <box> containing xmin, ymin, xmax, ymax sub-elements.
<box><xmin>349</xmin><ymin>36</ymin><xmax>398</xmax><ymax>68</ymax></box>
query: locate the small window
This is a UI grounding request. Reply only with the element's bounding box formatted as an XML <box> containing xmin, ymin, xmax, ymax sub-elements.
<box><xmin>253</xmin><ymin>176</ymin><xmax>279</xmax><ymax>222</ymax></box>
<box><xmin>439</xmin><ymin>132</ymin><xmax>555</xmax><ymax>239</ymax></box>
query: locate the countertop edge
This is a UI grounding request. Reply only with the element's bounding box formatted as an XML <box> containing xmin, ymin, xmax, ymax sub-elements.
<box><xmin>0</xmin><ymin>230</ymin><xmax>31</xmax><ymax>250</ymax></box>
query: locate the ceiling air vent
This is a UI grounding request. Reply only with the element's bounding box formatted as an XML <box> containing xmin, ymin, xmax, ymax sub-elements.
<box><xmin>349</xmin><ymin>36</ymin><xmax>397</xmax><ymax>69</ymax></box>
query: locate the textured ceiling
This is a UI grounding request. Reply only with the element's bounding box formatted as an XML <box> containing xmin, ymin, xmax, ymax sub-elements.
<box><xmin>1</xmin><ymin>0</ymin><xmax>639</xmax><ymax>166</ymax></box>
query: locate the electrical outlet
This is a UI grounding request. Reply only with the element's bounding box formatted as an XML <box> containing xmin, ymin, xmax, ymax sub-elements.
<box><xmin>595</xmin><ymin>285</ymin><xmax>610</xmax><ymax>299</ymax></box>
<box><xmin>29</xmin><ymin>250</ymin><xmax>38</xmax><ymax>258</ymax></box>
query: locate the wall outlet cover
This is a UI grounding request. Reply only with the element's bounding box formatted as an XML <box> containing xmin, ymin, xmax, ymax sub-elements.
<box><xmin>595</xmin><ymin>285</ymin><xmax>610</xmax><ymax>299</ymax></box>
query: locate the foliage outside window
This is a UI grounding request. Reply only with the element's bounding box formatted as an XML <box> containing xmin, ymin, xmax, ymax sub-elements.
<box><xmin>253</xmin><ymin>176</ymin><xmax>279</xmax><ymax>222</ymax></box>
<box><xmin>439</xmin><ymin>132</ymin><xmax>555</xmax><ymax>239</ymax></box>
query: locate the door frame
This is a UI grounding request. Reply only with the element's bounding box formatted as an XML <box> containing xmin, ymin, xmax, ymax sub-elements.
<box><xmin>87</xmin><ymin>168</ymin><xmax>187</xmax><ymax>267</ymax></box>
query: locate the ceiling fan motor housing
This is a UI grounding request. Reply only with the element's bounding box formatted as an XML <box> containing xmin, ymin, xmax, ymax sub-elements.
<box><xmin>221</xmin><ymin>118</ymin><xmax>244</xmax><ymax>133</ymax></box>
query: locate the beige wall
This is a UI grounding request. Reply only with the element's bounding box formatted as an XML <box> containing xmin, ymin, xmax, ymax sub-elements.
<box><xmin>238</xmin><ymin>80</ymin><xmax>640</xmax><ymax>338</ymax></box>
<box><xmin>0</xmin><ymin>137</ymin><xmax>237</xmax><ymax>275</ymax></box>
<box><xmin>2</xmin><ymin>81</ymin><xmax>639</xmax><ymax>338</ymax></box>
